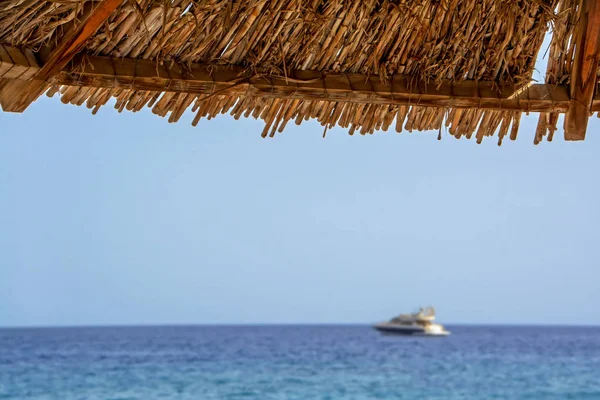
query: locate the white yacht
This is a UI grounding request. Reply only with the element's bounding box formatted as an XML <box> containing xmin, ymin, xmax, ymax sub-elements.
<box><xmin>373</xmin><ymin>306</ymin><xmax>450</xmax><ymax>336</ymax></box>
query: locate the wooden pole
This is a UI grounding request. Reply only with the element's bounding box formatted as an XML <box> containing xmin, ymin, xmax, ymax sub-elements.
<box><xmin>564</xmin><ymin>0</ymin><xmax>600</xmax><ymax>140</ymax></box>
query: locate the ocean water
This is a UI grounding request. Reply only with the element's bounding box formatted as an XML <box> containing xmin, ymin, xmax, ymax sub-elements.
<box><xmin>1</xmin><ymin>325</ymin><xmax>599</xmax><ymax>399</ymax></box>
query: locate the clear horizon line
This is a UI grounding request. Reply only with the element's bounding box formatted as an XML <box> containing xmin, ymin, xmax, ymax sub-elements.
<box><xmin>1</xmin><ymin>322</ymin><xmax>599</xmax><ymax>330</ymax></box>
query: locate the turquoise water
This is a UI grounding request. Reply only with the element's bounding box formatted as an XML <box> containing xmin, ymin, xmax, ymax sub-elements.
<box><xmin>1</xmin><ymin>325</ymin><xmax>599</xmax><ymax>399</ymax></box>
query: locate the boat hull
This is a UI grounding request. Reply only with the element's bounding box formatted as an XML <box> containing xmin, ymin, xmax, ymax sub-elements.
<box><xmin>373</xmin><ymin>324</ymin><xmax>450</xmax><ymax>336</ymax></box>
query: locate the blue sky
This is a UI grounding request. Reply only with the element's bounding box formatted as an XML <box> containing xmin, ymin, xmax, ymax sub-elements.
<box><xmin>1</xmin><ymin>28</ymin><xmax>599</xmax><ymax>327</ymax></box>
<box><xmin>1</xmin><ymin>94</ymin><xmax>599</xmax><ymax>327</ymax></box>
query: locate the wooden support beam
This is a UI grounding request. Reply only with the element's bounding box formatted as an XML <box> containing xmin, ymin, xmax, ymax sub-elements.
<box><xmin>55</xmin><ymin>55</ymin><xmax>596</xmax><ymax>112</ymax></box>
<box><xmin>0</xmin><ymin>0</ymin><xmax>122</xmax><ymax>113</ymax></box>
<box><xmin>564</xmin><ymin>0</ymin><xmax>600</xmax><ymax>140</ymax></box>
<box><xmin>4</xmin><ymin>46</ymin><xmax>600</xmax><ymax>113</ymax></box>
<box><xmin>0</xmin><ymin>45</ymin><xmax>39</xmax><ymax>81</ymax></box>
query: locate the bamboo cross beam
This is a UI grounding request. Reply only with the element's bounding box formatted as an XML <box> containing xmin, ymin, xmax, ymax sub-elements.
<box><xmin>0</xmin><ymin>0</ymin><xmax>122</xmax><ymax>113</ymax></box>
<box><xmin>2</xmin><ymin>46</ymin><xmax>600</xmax><ymax>114</ymax></box>
<box><xmin>564</xmin><ymin>0</ymin><xmax>600</xmax><ymax>140</ymax></box>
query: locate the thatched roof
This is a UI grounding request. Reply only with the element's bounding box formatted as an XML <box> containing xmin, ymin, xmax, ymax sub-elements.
<box><xmin>0</xmin><ymin>0</ymin><xmax>598</xmax><ymax>144</ymax></box>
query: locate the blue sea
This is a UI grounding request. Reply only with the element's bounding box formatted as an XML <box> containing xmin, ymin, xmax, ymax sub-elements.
<box><xmin>1</xmin><ymin>325</ymin><xmax>599</xmax><ymax>399</ymax></box>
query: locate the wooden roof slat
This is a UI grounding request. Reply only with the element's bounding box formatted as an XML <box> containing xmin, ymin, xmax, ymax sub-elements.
<box><xmin>0</xmin><ymin>45</ymin><xmax>18</xmax><ymax>79</ymax></box>
<box><xmin>0</xmin><ymin>0</ymin><xmax>122</xmax><ymax>113</ymax></box>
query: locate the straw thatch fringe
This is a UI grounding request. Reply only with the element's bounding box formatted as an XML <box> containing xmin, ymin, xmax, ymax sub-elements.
<box><xmin>1</xmin><ymin>0</ymin><xmax>575</xmax><ymax>143</ymax></box>
<box><xmin>535</xmin><ymin>0</ymin><xmax>578</xmax><ymax>144</ymax></box>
